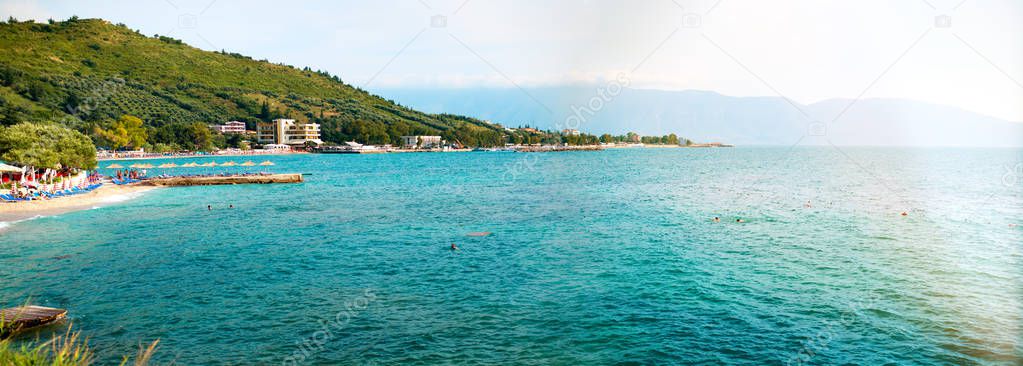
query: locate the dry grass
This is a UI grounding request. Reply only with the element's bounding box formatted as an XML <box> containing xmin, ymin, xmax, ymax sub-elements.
<box><xmin>0</xmin><ymin>325</ymin><xmax>159</xmax><ymax>366</ymax></box>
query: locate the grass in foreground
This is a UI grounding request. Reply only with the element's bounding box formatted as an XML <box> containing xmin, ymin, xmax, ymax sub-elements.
<box><xmin>0</xmin><ymin>327</ymin><xmax>158</xmax><ymax>366</ymax></box>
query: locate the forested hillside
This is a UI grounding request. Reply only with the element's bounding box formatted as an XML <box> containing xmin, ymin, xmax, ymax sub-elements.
<box><xmin>0</xmin><ymin>17</ymin><xmax>515</xmax><ymax>149</ymax></box>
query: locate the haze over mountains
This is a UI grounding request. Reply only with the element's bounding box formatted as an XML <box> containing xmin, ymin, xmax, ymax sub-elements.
<box><xmin>376</xmin><ymin>87</ymin><xmax>1023</xmax><ymax>147</ymax></box>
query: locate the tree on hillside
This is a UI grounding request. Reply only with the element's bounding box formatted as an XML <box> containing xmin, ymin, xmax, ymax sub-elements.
<box><xmin>189</xmin><ymin>122</ymin><xmax>213</xmax><ymax>151</ymax></box>
<box><xmin>94</xmin><ymin>115</ymin><xmax>148</xmax><ymax>150</ymax></box>
<box><xmin>0</xmin><ymin>122</ymin><xmax>97</xmax><ymax>170</ymax></box>
<box><xmin>259</xmin><ymin>101</ymin><xmax>270</xmax><ymax>121</ymax></box>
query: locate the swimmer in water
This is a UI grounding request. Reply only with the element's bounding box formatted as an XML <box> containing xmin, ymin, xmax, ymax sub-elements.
<box><xmin>450</xmin><ymin>243</ymin><xmax>458</xmax><ymax>251</ymax></box>
<box><xmin>736</xmin><ymin>218</ymin><xmax>745</xmax><ymax>223</ymax></box>
<box><xmin>229</xmin><ymin>204</ymin><xmax>234</xmax><ymax>208</ymax></box>
<box><xmin>713</xmin><ymin>217</ymin><xmax>720</xmax><ymax>223</ymax></box>
<box><xmin>900</xmin><ymin>212</ymin><xmax>908</xmax><ymax>216</ymax></box>
<box><xmin>207</xmin><ymin>205</ymin><xmax>212</xmax><ymax>211</ymax></box>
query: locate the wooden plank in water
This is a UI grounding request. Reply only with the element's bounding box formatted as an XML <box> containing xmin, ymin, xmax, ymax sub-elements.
<box><xmin>1</xmin><ymin>305</ymin><xmax>67</xmax><ymax>338</ymax></box>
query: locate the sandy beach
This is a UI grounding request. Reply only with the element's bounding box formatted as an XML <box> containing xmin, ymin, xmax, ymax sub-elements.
<box><xmin>0</xmin><ymin>184</ymin><xmax>158</xmax><ymax>225</ymax></box>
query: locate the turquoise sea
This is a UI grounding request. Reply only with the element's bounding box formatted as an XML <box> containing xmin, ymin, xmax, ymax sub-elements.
<box><xmin>1</xmin><ymin>147</ymin><xmax>1021</xmax><ymax>365</ymax></box>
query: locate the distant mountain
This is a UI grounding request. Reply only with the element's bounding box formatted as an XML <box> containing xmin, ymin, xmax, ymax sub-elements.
<box><xmin>374</xmin><ymin>87</ymin><xmax>1023</xmax><ymax>147</ymax></box>
<box><xmin>0</xmin><ymin>18</ymin><xmax>505</xmax><ymax>147</ymax></box>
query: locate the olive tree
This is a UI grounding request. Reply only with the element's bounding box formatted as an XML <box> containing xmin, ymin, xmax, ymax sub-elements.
<box><xmin>0</xmin><ymin>122</ymin><xmax>97</xmax><ymax>170</ymax></box>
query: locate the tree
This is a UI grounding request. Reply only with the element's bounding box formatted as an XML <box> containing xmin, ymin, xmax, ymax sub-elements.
<box><xmin>0</xmin><ymin>122</ymin><xmax>97</xmax><ymax>170</ymax></box>
<box><xmin>94</xmin><ymin>115</ymin><xmax>147</xmax><ymax>150</ymax></box>
<box><xmin>189</xmin><ymin>122</ymin><xmax>213</xmax><ymax>151</ymax></box>
<box><xmin>225</xmin><ymin>133</ymin><xmax>244</xmax><ymax>149</ymax></box>
<box><xmin>600</xmin><ymin>134</ymin><xmax>613</xmax><ymax>143</ymax></box>
<box><xmin>259</xmin><ymin>100</ymin><xmax>270</xmax><ymax>121</ymax></box>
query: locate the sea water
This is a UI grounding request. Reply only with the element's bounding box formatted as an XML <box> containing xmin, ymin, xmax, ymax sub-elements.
<box><xmin>1</xmin><ymin>147</ymin><xmax>1021</xmax><ymax>365</ymax></box>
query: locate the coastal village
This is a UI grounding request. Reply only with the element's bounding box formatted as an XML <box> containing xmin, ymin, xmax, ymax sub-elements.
<box><xmin>2</xmin><ymin>116</ymin><xmax>728</xmax><ymax>208</ymax></box>
<box><xmin>114</xmin><ymin>118</ymin><xmax>729</xmax><ymax>157</ymax></box>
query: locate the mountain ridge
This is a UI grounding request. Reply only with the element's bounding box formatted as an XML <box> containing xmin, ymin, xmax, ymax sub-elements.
<box><xmin>374</xmin><ymin>86</ymin><xmax>1023</xmax><ymax>147</ymax></box>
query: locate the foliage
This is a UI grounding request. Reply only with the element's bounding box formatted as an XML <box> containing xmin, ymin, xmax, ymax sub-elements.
<box><xmin>0</xmin><ymin>18</ymin><xmax>522</xmax><ymax>147</ymax></box>
<box><xmin>0</xmin><ymin>329</ymin><xmax>92</xmax><ymax>366</ymax></box>
<box><xmin>0</xmin><ymin>122</ymin><xmax>97</xmax><ymax>169</ymax></box>
<box><xmin>146</xmin><ymin>121</ymin><xmax>212</xmax><ymax>151</ymax></box>
<box><xmin>592</xmin><ymin>131</ymin><xmax>686</xmax><ymax>145</ymax></box>
<box><xmin>93</xmin><ymin>115</ymin><xmax>147</xmax><ymax>150</ymax></box>
<box><xmin>0</xmin><ymin>327</ymin><xmax>159</xmax><ymax>366</ymax></box>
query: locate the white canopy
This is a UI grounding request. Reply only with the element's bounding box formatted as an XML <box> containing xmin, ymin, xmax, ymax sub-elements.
<box><xmin>0</xmin><ymin>163</ymin><xmax>22</xmax><ymax>173</ymax></box>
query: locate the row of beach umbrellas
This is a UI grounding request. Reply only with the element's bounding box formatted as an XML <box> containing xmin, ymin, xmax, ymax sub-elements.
<box><xmin>106</xmin><ymin>161</ymin><xmax>275</xmax><ymax>169</ymax></box>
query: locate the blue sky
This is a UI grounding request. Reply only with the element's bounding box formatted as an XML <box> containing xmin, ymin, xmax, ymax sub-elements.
<box><xmin>2</xmin><ymin>0</ymin><xmax>1021</xmax><ymax>122</ymax></box>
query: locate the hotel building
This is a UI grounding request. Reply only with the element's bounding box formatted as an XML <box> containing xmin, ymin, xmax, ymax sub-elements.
<box><xmin>210</xmin><ymin>121</ymin><xmax>247</xmax><ymax>134</ymax></box>
<box><xmin>257</xmin><ymin>119</ymin><xmax>323</xmax><ymax>146</ymax></box>
<box><xmin>400</xmin><ymin>135</ymin><xmax>442</xmax><ymax>148</ymax></box>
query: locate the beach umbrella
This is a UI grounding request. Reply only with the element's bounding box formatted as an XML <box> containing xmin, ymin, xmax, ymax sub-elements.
<box><xmin>158</xmin><ymin>163</ymin><xmax>178</xmax><ymax>168</ymax></box>
<box><xmin>220</xmin><ymin>161</ymin><xmax>237</xmax><ymax>167</ymax></box>
<box><xmin>241</xmin><ymin>161</ymin><xmax>256</xmax><ymax>167</ymax></box>
<box><xmin>200</xmin><ymin>162</ymin><xmax>216</xmax><ymax>167</ymax></box>
<box><xmin>182</xmin><ymin>162</ymin><xmax>199</xmax><ymax>167</ymax></box>
<box><xmin>140</xmin><ymin>163</ymin><xmax>155</xmax><ymax>169</ymax></box>
<box><xmin>129</xmin><ymin>163</ymin><xmax>144</xmax><ymax>168</ymax></box>
<box><xmin>0</xmin><ymin>163</ymin><xmax>20</xmax><ymax>173</ymax></box>
<box><xmin>107</xmin><ymin>163</ymin><xmax>124</xmax><ymax>169</ymax></box>
<box><xmin>259</xmin><ymin>161</ymin><xmax>275</xmax><ymax>166</ymax></box>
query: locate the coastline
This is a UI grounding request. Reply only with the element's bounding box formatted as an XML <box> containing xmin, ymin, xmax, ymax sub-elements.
<box><xmin>97</xmin><ymin>151</ymin><xmax>308</xmax><ymax>161</ymax></box>
<box><xmin>0</xmin><ymin>184</ymin><xmax>158</xmax><ymax>226</ymax></box>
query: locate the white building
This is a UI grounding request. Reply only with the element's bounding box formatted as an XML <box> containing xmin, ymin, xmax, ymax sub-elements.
<box><xmin>257</xmin><ymin>119</ymin><xmax>322</xmax><ymax>147</ymax></box>
<box><xmin>211</xmin><ymin>121</ymin><xmax>247</xmax><ymax>134</ymax></box>
<box><xmin>262</xmin><ymin>144</ymin><xmax>292</xmax><ymax>151</ymax></box>
<box><xmin>400</xmin><ymin>135</ymin><xmax>442</xmax><ymax>148</ymax></box>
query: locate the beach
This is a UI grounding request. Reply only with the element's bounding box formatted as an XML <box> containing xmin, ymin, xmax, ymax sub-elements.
<box><xmin>96</xmin><ymin>150</ymin><xmax>306</xmax><ymax>161</ymax></box>
<box><xmin>0</xmin><ymin>184</ymin><xmax>157</xmax><ymax>225</ymax></box>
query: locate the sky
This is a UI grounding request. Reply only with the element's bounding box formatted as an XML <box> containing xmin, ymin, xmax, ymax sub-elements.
<box><xmin>2</xmin><ymin>0</ymin><xmax>1022</xmax><ymax>122</ymax></box>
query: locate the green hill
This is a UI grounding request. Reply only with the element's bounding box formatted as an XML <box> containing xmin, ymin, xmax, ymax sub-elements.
<box><xmin>0</xmin><ymin>17</ymin><xmax>518</xmax><ymax>148</ymax></box>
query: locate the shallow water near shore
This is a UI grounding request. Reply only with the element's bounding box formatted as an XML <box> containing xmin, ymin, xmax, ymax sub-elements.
<box><xmin>1</xmin><ymin>147</ymin><xmax>1021</xmax><ymax>365</ymax></box>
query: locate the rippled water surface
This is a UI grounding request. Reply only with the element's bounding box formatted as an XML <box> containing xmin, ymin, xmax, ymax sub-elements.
<box><xmin>1</xmin><ymin>147</ymin><xmax>1021</xmax><ymax>365</ymax></box>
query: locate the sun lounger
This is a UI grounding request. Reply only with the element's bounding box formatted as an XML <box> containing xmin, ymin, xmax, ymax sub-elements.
<box><xmin>1</xmin><ymin>194</ymin><xmax>29</xmax><ymax>202</ymax></box>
